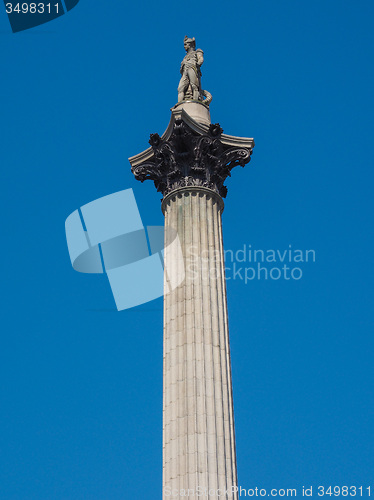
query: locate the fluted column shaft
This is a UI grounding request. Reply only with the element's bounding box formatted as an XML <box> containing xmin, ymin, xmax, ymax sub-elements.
<box><xmin>162</xmin><ymin>187</ymin><xmax>238</xmax><ymax>499</ymax></box>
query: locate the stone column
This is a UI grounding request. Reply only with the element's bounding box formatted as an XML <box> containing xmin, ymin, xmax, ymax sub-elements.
<box><xmin>129</xmin><ymin>101</ymin><xmax>254</xmax><ymax>500</ymax></box>
<box><xmin>162</xmin><ymin>187</ymin><xmax>238</xmax><ymax>498</ymax></box>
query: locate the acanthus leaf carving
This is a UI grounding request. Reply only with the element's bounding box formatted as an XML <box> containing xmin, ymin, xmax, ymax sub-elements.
<box><xmin>131</xmin><ymin>121</ymin><xmax>253</xmax><ymax>199</ymax></box>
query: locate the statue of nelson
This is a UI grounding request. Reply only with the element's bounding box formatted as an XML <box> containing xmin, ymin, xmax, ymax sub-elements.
<box><xmin>177</xmin><ymin>36</ymin><xmax>204</xmax><ymax>102</ymax></box>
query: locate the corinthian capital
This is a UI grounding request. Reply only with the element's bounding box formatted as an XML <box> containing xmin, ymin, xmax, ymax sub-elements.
<box><xmin>129</xmin><ymin>108</ymin><xmax>254</xmax><ymax>200</ymax></box>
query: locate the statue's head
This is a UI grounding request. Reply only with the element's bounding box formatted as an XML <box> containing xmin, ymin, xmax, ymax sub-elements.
<box><xmin>184</xmin><ymin>36</ymin><xmax>196</xmax><ymax>51</ymax></box>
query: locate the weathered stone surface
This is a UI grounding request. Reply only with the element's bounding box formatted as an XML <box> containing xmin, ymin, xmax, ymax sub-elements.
<box><xmin>162</xmin><ymin>188</ymin><xmax>238</xmax><ymax>498</ymax></box>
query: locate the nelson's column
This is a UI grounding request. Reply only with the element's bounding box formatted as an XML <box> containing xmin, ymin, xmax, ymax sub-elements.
<box><xmin>129</xmin><ymin>36</ymin><xmax>255</xmax><ymax>499</ymax></box>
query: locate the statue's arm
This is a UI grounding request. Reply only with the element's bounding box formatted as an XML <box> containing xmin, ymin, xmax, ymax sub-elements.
<box><xmin>196</xmin><ymin>49</ymin><xmax>204</xmax><ymax>67</ymax></box>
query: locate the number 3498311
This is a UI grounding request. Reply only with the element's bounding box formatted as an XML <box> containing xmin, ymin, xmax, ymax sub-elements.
<box><xmin>5</xmin><ymin>3</ymin><xmax>60</xmax><ymax>14</ymax></box>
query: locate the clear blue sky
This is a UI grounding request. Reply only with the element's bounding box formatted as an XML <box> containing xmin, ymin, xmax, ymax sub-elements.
<box><xmin>1</xmin><ymin>0</ymin><xmax>373</xmax><ymax>498</ymax></box>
